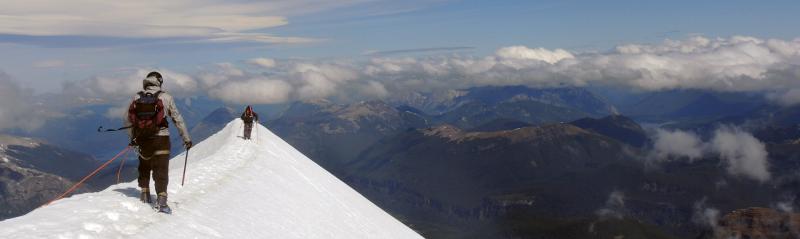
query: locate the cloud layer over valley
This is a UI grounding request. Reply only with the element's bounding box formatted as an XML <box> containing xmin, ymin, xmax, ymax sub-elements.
<box><xmin>3</xmin><ymin>35</ymin><xmax>800</xmax><ymax>131</ymax></box>
<box><xmin>47</xmin><ymin>36</ymin><xmax>800</xmax><ymax>107</ymax></box>
<box><xmin>650</xmin><ymin>126</ymin><xmax>771</xmax><ymax>182</ymax></box>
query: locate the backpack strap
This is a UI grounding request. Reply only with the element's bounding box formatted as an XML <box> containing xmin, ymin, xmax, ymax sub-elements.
<box><xmin>154</xmin><ymin>91</ymin><xmax>168</xmax><ymax>128</ymax></box>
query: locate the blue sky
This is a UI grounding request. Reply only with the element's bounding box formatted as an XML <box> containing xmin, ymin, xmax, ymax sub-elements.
<box><xmin>0</xmin><ymin>0</ymin><xmax>799</xmax><ymax>92</ymax></box>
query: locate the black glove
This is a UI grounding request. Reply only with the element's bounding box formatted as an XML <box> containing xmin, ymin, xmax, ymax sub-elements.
<box><xmin>184</xmin><ymin>141</ymin><xmax>193</xmax><ymax>150</ymax></box>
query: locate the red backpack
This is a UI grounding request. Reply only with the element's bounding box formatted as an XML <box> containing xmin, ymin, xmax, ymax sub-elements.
<box><xmin>242</xmin><ymin>106</ymin><xmax>255</xmax><ymax>123</ymax></box>
<box><xmin>128</xmin><ymin>91</ymin><xmax>167</xmax><ymax>141</ymax></box>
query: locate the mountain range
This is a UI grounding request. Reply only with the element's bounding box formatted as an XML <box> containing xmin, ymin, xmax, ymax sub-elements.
<box><xmin>0</xmin><ymin>134</ymin><xmax>99</xmax><ymax>220</ymax></box>
<box><xmin>2</xmin><ymin>85</ymin><xmax>799</xmax><ymax>238</ymax></box>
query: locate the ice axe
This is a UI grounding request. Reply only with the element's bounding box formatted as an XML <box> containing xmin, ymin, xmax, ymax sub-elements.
<box><xmin>181</xmin><ymin>147</ymin><xmax>190</xmax><ymax>186</ymax></box>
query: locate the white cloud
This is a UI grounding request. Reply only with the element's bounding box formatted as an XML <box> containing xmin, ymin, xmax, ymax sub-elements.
<box><xmin>104</xmin><ymin>104</ymin><xmax>129</xmax><ymax>120</ymax></box>
<box><xmin>353</xmin><ymin>36</ymin><xmax>800</xmax><ymax>105</ymax></box>
<box><xmin>605</xmin><ymin>39</ymin><xmax>782</xmax><ymax>91</ymax></box>
<box><xmin>364</xmin><ymin>57</ymin><xmax>419</xmax><ymax>75</ymax></box>
<box><xmin>208</xmin><ymin>77</ymin><xmax>292</xmax><ymax>104</ymax></box>
<box><xmin>62</xmin><ymin>74</ymin><xmax>141</xmax><ymax>100</ymax></box>
<box><xmin>291</xmin><ymin>63</ymin><xmax>358</xmax><ymax>99</ymax></box>
<box><xmin>651</xmin><ymin>129</ymin><xmax>705</xmax><ymax>160</ymax></box>
<box><xmin>0</xmin><ymin>72</ymin><xmax>46</xmax><ymax>130</ymax></box>
<box><xmin>33</xmin><ymin>59</ymin><xmax>65</xmax><ymax>68</ymax></box>
<box><xmin>649</xmin><ymin>126</ymin><xmax>771</xmax><ymax>182</ymax></box>
<box><xmin>495</xmin><ymin>46</ymin><xmax>574</xmax><ymax>64</ymax></box>
<box><xmin>197</xmin><ymin>72</ymin><xmax>230</xmax><ymax>90</ymax></box>
<box><xmin>156</xmin><ymin>69</ymin><xmax>198</xmax><ymax>97</ymax></box>
<box><xmin>247</xmin><ymin>58</ymin><xmax>277</xmax><ymax>68</ymax></box>
<box><xmin>775</xmin><ymin>200</ymin><xmax>794</xmax><ymax>213</ymax></box>
<box><xmin>194</xmin><ymin>36</ymin><xmax>800</xmax><ymax>106</ymax></box>
<box><xmin>616</xmin><ymin>36</ymin><xmax>713</xmax><ymax>54</ymax></box>
<box><xmin>692</xmin><ymin>199</ymin><xmax>722</xmax><ymax>234</ymax></box>
<box><xmin>595</xmin><ymin>191</ymin><xmax>626</xmax><ymax>220</ymax></box>
<box><xmin>62</xmin><ymin>60</ymin><xmax>362</xmax><ymax>106</ymax></box>
<box><xmin>215</xmin><ymin>63</ymin><xmax>245</xmax><ymax>77</ymax></box>
<box><xmin>360</xmin><ymin>81</ymin><xmax>389</xmax><ymax>98</ymax></box>
<box><xmin>57</xmin><ymin>35</ymin><xmax>800</xmax><ymax>107</ymax></box>
<box><xmin>18</xmin><ymin>35</ymin><xmax>800</xmax><ymax>128</ymax></box>
<box><xmin>0</xmin><ymin>2</ymin><xmax>283</xmax><ymax>37</ymax></box>
<box><xmin>0</xmin><ymin>0</ymin><xmax>370</xmax><ymax>45</ymax></box>
<box><xmin>768</xmin><ymin>88</ymin><xmax>800</xmax><ymax>106</ymax></box>
<box><xmin>204</xmin><ymin>33</ymin><xmax>320</xmax><ymax>44</ymax></box>
<box><xmin>710</xmin><ymin>126</ymin><xmax>771</xmax><ymax>182</ymax></box>
<box><xmin>61</xmin><ymin>68</ymin><xmax>199</xmax><ymax>101</ymax></box>
<box><xmin>197</xmin><ymin>65</ymin><xmax>240</xmax><ymax>89</ymax></box>
<box><xmin>197</xmin><ymin>62</ymin><xmax>265</xmax><ymax>90</ymax></box>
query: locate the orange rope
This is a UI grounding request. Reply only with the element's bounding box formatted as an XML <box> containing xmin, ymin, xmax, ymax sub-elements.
<box><xmin>116</xmin><ymin>148</ymin><xmax>131</xmax><ymax>184</ymax></box>
<box><xmin>43</xmin><ymin>146</ymin><xmax>132</xmax><ymax>207</ymax></box>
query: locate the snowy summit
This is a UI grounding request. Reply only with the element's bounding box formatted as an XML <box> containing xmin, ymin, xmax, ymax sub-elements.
<box><xmin>0</xmin><ymin>119</ymin><xmax>422</xmax><ymax>239</ymax></box>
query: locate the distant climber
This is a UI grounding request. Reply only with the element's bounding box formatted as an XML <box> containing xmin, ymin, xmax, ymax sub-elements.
<box><xmin>241</xmin><ymin>105</ymin><xmax>259</xmax><ymax>140</ymax></box>
<box><xmin>125</xmin><ymin>71</ymin><xmax>192</xmax><ymax>214</ymax></box>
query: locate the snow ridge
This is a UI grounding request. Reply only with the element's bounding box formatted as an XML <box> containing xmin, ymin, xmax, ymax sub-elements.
<box><xmin>0</xmin><ymin>119</ymin><xmax>422</xmax><ymax>239</ymax></box>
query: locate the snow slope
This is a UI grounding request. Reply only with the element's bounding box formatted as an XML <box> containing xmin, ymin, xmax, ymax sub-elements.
<box><xmin>0</xmin><ymin>119</ymin><xmax>422</xmax><ymax>239</ymax></box>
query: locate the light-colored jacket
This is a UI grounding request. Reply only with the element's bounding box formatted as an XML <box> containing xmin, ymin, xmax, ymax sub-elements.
<box><xmin>124</xmin><ymin>82</ymin><xmax>191</xmax><ymax>144</ymax></box>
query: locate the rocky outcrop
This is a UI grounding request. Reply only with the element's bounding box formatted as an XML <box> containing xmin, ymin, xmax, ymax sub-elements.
<box><xmin>716</xmin><ymin>207</ymin><xmax>800</xmax><ymax>239</ymax></box>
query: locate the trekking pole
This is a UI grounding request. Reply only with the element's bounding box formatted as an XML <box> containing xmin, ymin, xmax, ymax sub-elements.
<box><xmin>43</xmin><ymin>146</ymin><xmax>132</xmax><ymax>207</ymax></box>
<box><xmin>98</xmin><ymin>125</ymin><xmax>132</xmax><ymax>132</ymax></box>
<box><xmin>181</xmin><ymin>148</ymin><xmax>190</xmax><ymax>186</ymax></box>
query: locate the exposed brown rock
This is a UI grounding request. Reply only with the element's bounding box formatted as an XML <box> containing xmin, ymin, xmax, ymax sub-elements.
<box><xmin>716</xmin><ymin>207</ymin><xmax>800</xmax><ymax>239</ymax></box>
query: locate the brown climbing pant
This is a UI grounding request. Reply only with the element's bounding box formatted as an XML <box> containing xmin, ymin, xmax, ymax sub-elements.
<box><xmin>137</xmin><ymin>136</ymin><xmax>171</xmax><ymax>195</ymax></box>
<box><xmin>244</xmin><ymin>122</ymin><xmax>253</xmax><ymax>139</ymax></box>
